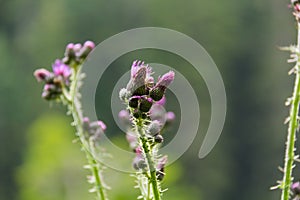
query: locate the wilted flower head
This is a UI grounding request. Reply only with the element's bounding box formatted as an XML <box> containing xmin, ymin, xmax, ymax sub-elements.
<box><xmin>82</xmin><ymin>116</ymin><xmax>106</xmax><ymax>141</ymax></box>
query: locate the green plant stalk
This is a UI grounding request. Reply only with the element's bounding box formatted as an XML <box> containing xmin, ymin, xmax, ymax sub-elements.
<box><xmin>136</xmin><ymin>119</ymin><xmax>161</xmax><ymax>200</ymax></box>
<box><xmin>67</xmin><ymin>66</ymin><xmax>108</xmax><ymax>200</ymax></box>
<box><xmin>281</xmin><ymin>22</ymin><xmax>300</xmax><ymax>200</ymax></box>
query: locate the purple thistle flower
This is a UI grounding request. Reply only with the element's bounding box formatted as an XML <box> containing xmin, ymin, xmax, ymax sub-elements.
<box><xmin>33</xmin><ymin>68</ymin><xmax>51</xmax><ymax>82</ymax></box>
<box><xmin>130</xmin><ymin>60</ymin><xmax>153</xmax><ymax>81</ymax></box>
<box><xmin>131</xmin><ymin>60</ymin><xmax>145</xmax><ymax>78</ymax></box>
<box><xmin>126</xmin><ymin>60</ymin><xmax>155</xmax><ymax>96</ymax></box>
<box><xmin>157</xmin><ymin>71</ymin><xmax>175</xmax><ymax>88</ymax></box>
<box><xmin>149</xmin><ymin>71</ymin><xmax>174</xmax><ymax>101</ymax></box>
<box><xmin>52</xmin><ymin>59</ymin><xmax>72</xmax><ymax>79</ymax></box>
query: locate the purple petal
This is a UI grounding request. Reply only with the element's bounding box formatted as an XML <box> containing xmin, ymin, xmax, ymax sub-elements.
<box><xmin>52</xmin><ymin>59</ymin><xmax>71</xmax><ymax>78</ymax></box>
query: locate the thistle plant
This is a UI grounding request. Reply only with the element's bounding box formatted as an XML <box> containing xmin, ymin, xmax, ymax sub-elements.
<box><xmin>33</xmin><ymin>41</ymin><xmax>109</xmax><ymax>200</ymax></box>
<box><xmin>272</xmin><ymin>1</ymin><xmax>300</xmax><ymax>199</ymax></box>
<box><xmin>119</xmin><ymin>61</ymin><xmax>175</xmax><ymax>200</ymax></box>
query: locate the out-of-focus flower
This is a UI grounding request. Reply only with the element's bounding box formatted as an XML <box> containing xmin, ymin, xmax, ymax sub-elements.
<box><xmin>156</xmin><ymin>156</ymin><xmax>168</xmax><ymax>181</ymax></box>
<box><xmin>148</xmin><ymin>120</ymin><xmax>161</xmax><ymax>136</ymax></box>
<box><xmin>82</xmin><ymin>116</ymin><xmax>106</xmax><ymax>141</ymax></box>
<box><xmin>133</xmin><ymin>146</ymin><xmax>147</xmax><ymax>170</ymax></box>
<box><xmin>118</xmin><ymin>110</ymin><xmax>131</xmax><ymax>127</ymax></box>
<box><xmin>166</xmin><ymin>111</ymin><xmax>176</xmax><ymax>123</ymax></box>
<box><xmin>52</xmin><ymin>59</ymin><xmax>72</xmax><ymax>79</ymax></box>
<box><xmin>292</xmin><ymin>181</ymin><xmax>300</xmax><ymax>195</ymax></box>
<box><xmin>33</xmin><ymin>68</ymin><xmax>52</xmax><ymax>82</ymax></box>
<box><xmin>126</xmin><ymin>131</ymin><xmax>138</xmax><ymax>150</ymax></box>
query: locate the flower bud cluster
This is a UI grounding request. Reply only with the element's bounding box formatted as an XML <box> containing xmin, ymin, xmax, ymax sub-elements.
<box><xmin>34</xmin><ymin>60</ymin><xmax>71</xmax><ymax>100</ymax></box>
<box><xmin>82</xmin><ymin>117</ymin><xmax>106</xmax><ymax>141</ymax></box>
<box><xmin>119</xmin><ymin>60</ymin><xmax>175</xmax><ymax>119</ymax></box>
<box><xmin>33</xmin><ymin>41</ymin><xmax>95</xmax><ymax>101</ymax></box>
<box><xmin>62</xmin><ymin>41</ymin><xmax>95</xmax><ymax>65</ymax></box>
<box><xmin>119</xmin><ymin>60</ymin><xmax>176</xmax><ymax>183</ymax></box>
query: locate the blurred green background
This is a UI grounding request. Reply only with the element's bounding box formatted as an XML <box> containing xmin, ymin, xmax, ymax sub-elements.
<box><xmin>0</xmin><ymin>0</ymin><xmax>296</xmax><ymax>199</ymax></box>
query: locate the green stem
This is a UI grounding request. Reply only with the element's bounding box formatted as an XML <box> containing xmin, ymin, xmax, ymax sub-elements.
<box><xmin>69</xmin><ymin>66</ymin><xmax>108</xmax><ymax>200</ymax></box>
<box><xmin>136</xmin><ymin>119</ymin><xmax>161</xmax><ymax>200</ymax></box>
<box><xmin>281</xmin><ymin>22</ymin><xmax>300</xmax><ymax>200</ymax></box>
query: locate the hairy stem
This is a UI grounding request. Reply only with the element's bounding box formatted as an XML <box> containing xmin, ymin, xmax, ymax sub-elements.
<box><xmin>69</xmin><ymin>66</ymin><xmax>108</xmax><ymax>200</ymax></box>
<box><xmin>281</xmin><ymin>22</ymin><xmax>300</xmax><ymax>200</ymax></box>
<box><xmin>136</xmin><ymin>119</ymin><xmax>161</xmax><ymax>200</ymax></box>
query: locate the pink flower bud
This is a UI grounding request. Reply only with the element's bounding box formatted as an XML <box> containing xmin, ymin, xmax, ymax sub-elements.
<box><xmin>66</xmin><ymin>43</ymin><xmax>75</xmax><ymax>50</ymax></box>
<box><xmin>74</xmin><ymin>43</ymin><xmax>82</xmax><ymax>52</ymax></box>
<box><xmin>84</xmin><ymin>41</ymin><xmax>95</xmax><ymax>49</ymax></box>
<box><xmin>33</xmin><ymin>68</ymin><xmax>51</xmax><ymax>82</ymax></box>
